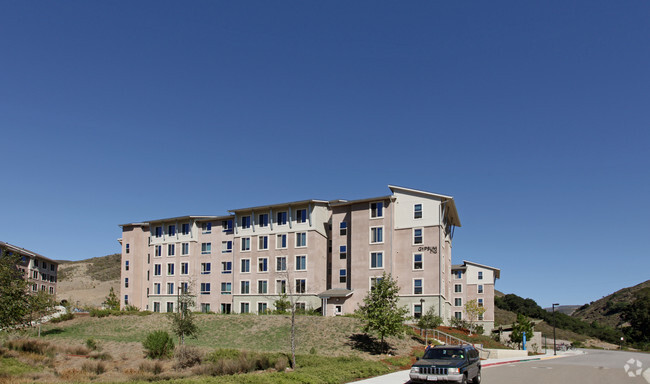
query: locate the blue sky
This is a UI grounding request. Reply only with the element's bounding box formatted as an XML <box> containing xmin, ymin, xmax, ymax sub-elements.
<box><xmin>1</xmin><ymin>1</ymin><xmax>648</xmax><ymax>308</ymax></box>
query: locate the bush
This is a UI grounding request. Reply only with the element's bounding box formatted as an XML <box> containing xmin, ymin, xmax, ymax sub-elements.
<box><xmin>142</xmin><ymin>330</ymin><xmax>175</xmax><ymax>359</ymax></box>
<box><xmin>85</xmin><ymin>338</ymin><xmax>98</xmax><ymax>351</ymax></box>
<box><xmin>50</xmin><ymin>313</ymin><xmax>74</xmax><ymax>323</ymax></box>
<box><xmin>81</xmin><ymin>361</ymin><xmax>106</xmax><ymax>375</ymax></box>
<box><xmin>139</xmin><ymin>361</ymin><xmax>164</xmax><ymax>375</ymax></box>
<box><xmin>174</xmin><ymin>345</ymin><xmax>202</xmax><ymax>369</ymax></box>
<box><xmin>5</xmin><ymin>338</ymin><xmax>55</xmax><ymax>356</ymax></box>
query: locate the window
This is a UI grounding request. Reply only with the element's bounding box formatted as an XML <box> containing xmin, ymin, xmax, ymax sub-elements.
<box><xmin>414</xmin><ymin>279</ymin><xmax>422</xmax><ymax>294</ymax></box>
<box><xmin>339</xmin><ymin>245</ymin><xmax>347</xmax><ymax>259</ymax></box>
<box><xmin>258</xmin><ymin>302</ymin><xmax>268</xmax><ymax>314</ymax></box>
<box><xmin>258</xmin><ymin>214</ymin><xmax>269</xmax><ymax>227</ymax></box>
<box><xmin>258</xmin><ymin>236</ymin><xmax>268</xmax><ymax>250</ymax></box>
<box><xmin>155</xmin><ymin>245</ymin><xmax>162</xmax><ymax>257</ymax></box>
<box><xmin>370</xmin><ymin>252</ymin><xmax>383</xmax><ymax>269</ymax></box>
<box><xmin>167</xmin><ymin>283</ymin><xmax>174</xmax><ymax>295</ymax></box>
<box><xmin>126</xmin><ymin>244</ymin><xmax>130</xmax><ymax>254</ymax></box>
<box><xmin>454</xmin><ymin>284</ymin><xmax>462</xmax><ymax>293</ymax></box>
<box><xmin>154</xmin><ymin>283</ymin><xmax>161</xmax><ymax>294</ymax></box>
<box><xmin>222</xmin><ymin>219</ymin><xmax>233</xmax><ymax>232</ymax></box>
<box><xmin>201</xmin><ymin>283</ymin><xmax>211</xmax><ymax>294</ymax></box>
<box><xmin>168</xmin><ymin>244</ymin><xmax>175</xmax><ymax>256</ymax></box>
<box><xmin>258</xmin><ymin>257</ymin><xmax>268</xmax><ymax>272</ymax></box>
<box><xmin>413</xmin><ymin>228</ymin><xmax>423</xmax><ymax>244</ymax></box>
<box><xmin>153</xmin><ymin>302</ymin><xmax>161</xmax><ymax>312</ymax></box>
<box><xmin>241</xmin><ymin>281</ymin><xmax>250</xmax><ymax>294</ymax></box>
<box><xmin>479</xmin><ymin>313</ymin><xmax>484</xmax><ymax>321</ymax></box>
<box><xmin>339</xmin><ymin>222</ymin><xmax>347</xmax><ymax>236</ymax></box>
<box><xmin>168</xmin><ymin>225</ymin><xmax>176</xmax><ymax>236</ymax></box>
<box><xmin>221</xmin><ymin>240</ymin><xmax>232</xmax><ymax>253</ymax></box>
<box><xmin>32</xmin><ymin>284</ymin><xmax>37</xmax><ymax>292</ymax></box>
<box><xmin>154</xmin><ymin>264</ymin><xmax>162</xmax><ymax>276</ymax></box>
<box><xmin>221</xmin><ymin>282</ymin><xmax>232</xmax><ymax>294</ymax></box>
<box><xmin>296</xmin><ymin>302</ymin><xmax>306</xmax><ymax>312</ymax></box>
<box><xmin>32</xmin><ymin>270</ymin><xmax>38</xmax><ymax>279</ymax></box>
<box><xmin>181</xmin><ymin>262</ymin><xmax>189</xmax><ymax>275</ymax></box>
<box><xmin>221</xmin><ymin>261</ymin><xmax>232</xmax><ymax>274</ymax></box>
<box><xmin>155</xmin><ymin>226</ymin><xmax>162</xmax><ymax>238</ymax></box>
<box><xmin>370</xmin><ymin>276</ymin><xmax>383</xmax><ymax>290</ymax></box>
<box><xmin>241</xmin><ymin>237</ymin><xmax>251</xmax><ymax>251</ymax></box>
<box><xmin>277</xmin><ymin>211</ymin><xmax>287</xmax><ymax>225</ymax></box>
<box><xmin>242</xmin><ymin>216</ymin><xmax>251</xmax><ymax>229</ymax></box>
<box><xmin>181</xmin><ymin>223</ymin><xmax>190</xmax><ymax>235</ymax></box>
<box><xmin>370</xmin><ymin>227</ymin><xmax>383</xmax><ymax>243</ymax></box>
<box><xmin>258</xmin><ymin>280</ymin><xmax>268</xmax><ymax>294</ymax></box>
<box><xmin>296</xmin><ymin>209</ymin><xmax>307</xmax><ymax>223</ymax></box>
<box><xmin>202</xmin><ymin>222</ymin><xmax>212</xmax><ymax>234</ymax></box>
<box><xmin>455</xmin><ymin>270</ymin><xmax>462</xmax><ymax>279</ymax></box>
<box><xmin>295</xmin><ymin>232</ymin><xmax>307</xmax><ymax>247</ymax></box>
<box><xmin>201</xmin><ymin>242</ymin><xmax>211</xmax><ymax>254</ymax></box>
<box><xmin>414</xmin><ymin>204</ymin><xmax>423</xmax><ymax>219</ymax></box>
<box><xmin>167</xmin><ymin>302</ymin><xmax>174</xmax><ymax>313</ymax></box>
<box><xmin>295</xmin><ymin>255</ymin><xmax>306</xmax><ymax>271</ymax></box>
<box><xmin>241</xmin><ymin>259</ymin><xmax>250</xmax><ymax>273</ymax></box>
<box><xmin>124</xmin><ymin>295</ymin><xmax>129</xmax><ymax>305</ymax></box>
<box><xmin>181</xmin><ymin>243</ymin><xmax>189</xmax><ymax>255</ymax></box>
<box><xmin>276</xmin><ymin>279</ymin><xmax>286</xmax><ymax>294</ymax></box>
<box><xmin>201</xmin><ymin>303</ymin><xmax>211</xmax><ymax>313</ymax></box>
<box><xmin>47</xmin><ymin>286</ymin><xmax>53</xmax><ymax>294</ymax></box>
<box><xmin>455</xmin><ymin>298</ymin><xmax>462</xmax><ymax>307</ymax></box>
<box><xmin>295</xmin><ymin>279</ymin><xmax>306</xmax><ymax>294</ymax></box>
<box><xmin>478</xmin><ymin>299</ymin><xmax>484</xmax><ymax>307</ymax></box>
<box><xmin>414</xmin><ymin>304</ymin><xmax>422</xmax><ymax>319</ymax></box>
<box><xmin>167</xmin><ymin>263</ymin><xmax>175</xmax><ymax>276</ymax></box>
<box><xmin>124</xmin><ymin>278</ymin><xmax>129</xmax><ymax>288</ymax></box>
<box><xmin>276</xmin><ymin>256</ymin><xmax>287</xmax><ymax>272</ymax></box>
<box><xmin>370</xmin><ymin>202</ymin><xmax>384</xmax><ymax>218</ymax></box>
<box><xmin>413</xmin><ymin>254</ymin><xmax>423</xmax><ymax>270</ymax></box>
<box><xmin>339</xmin><ymin>269</ymin><xmax>347</xmax><ymax>283</ymax></box>
<box><xmin>478</xmin><ymin>271</ymin><xmax>483</xmax><ymax>280</ymax></box>
<box><xmin>50</xmin><ymin>264</ymin><xmax>55</xmax><ymax>272</ymax></box>
<box><xmin>276</xmin><ymin>234</ymin><xmax>287</xmax><ymax>249</ymax></box>
<box><xmin>125</xmin><ymin>260</ymin><xmax>130</xmax><ymax>271</ymax></box>
<box><xmin>478</xmin><ymin>285</ymin><xmax>484</xmax><ymax>294</ymax></box>
<box><xmin>240</xmin><ymin>302</ymin><xmax>250</xmax><ymax>314</ymax></box>
<box><xmin>201</xmin><ymin>262</ymin><xmax>211</xmax><ymax>274</ymax></box>
<box><xmin>455</xmin><ymin>312</ymin><xmax>462</xmax><ymax>320</ymax></box>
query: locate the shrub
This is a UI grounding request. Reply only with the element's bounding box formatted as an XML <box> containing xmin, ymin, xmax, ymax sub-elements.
<box><xmin>67</xmin><ymin>346</ymin><xmax>91</xmax><ymax>355</ymax></box>
<box><xmin>89</xmin><ymin>352</ymin><xmax>113</xmax><ymax>361</ymax></box>
<box><xmin>174</xmin><ymin>345</ymin><xmax>202</xmax><ymax>369</ymax></box>
<box><xmin>139</xmin><ymin>361</ymin><xmax>164</xmax><ymax>375</ymax></box>
<box><xmin>85</xmin><ymin>338</ymin><xmax>98</xmax><ymax>351</ymax></box>
<box><xmin>5</xmin><ymin>338</ymin><xmax>55</xmax><ymax>356</ymax></box>
<box><xmin>81</xmin><ymin>361</ymin><xmax>106</xmax><ymax>375</ymax></box>
<box><xmin>50</xmin><ymin>313</ymin><xmax>74</xmax><ymax>323</ymax></box>
<box><xmin>142</xmin><ymin>330</ymin><xmax>175</xmax><ymax>359</ymax></box>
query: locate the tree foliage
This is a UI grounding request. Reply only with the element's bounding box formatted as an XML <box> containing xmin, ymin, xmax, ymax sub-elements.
<box><xmin>358</xmin><ymin>272</ymin><xmax>409</xmax><ymax>353</ymax></box>
<box><xmin>169</xmin><ymin>284</ymin><xmax>199</xmax><ymax>345</ymax></box>
<box><xmin>622</xmin><ymin>288</ymin><xmax>650</xmax><ymax>344</ymax></box>
<box><xmin>510</xmin><ymin>313</ymin><xmax>534</xmax><ymax>349</ymax></box>
<box><xmin>464</xmin><ymin>299</ymin><xmax>486</xmax><ymax>335</ymax></box>
<box><xmin>104</xmin><ymin>287</ymin><xmax>120</xmax><ymax>310</ymax></box>
<box><xmin>417</xmin><ymin>307</ymin><xmax>443</xmax><ymax>331</ymax></box>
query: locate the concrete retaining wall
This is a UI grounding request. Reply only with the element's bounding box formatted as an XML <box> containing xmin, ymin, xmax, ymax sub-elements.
<box><xmin>482</xmin><ymin>348</ymin><xmax>529</xmax><ymax>360</ymax></box>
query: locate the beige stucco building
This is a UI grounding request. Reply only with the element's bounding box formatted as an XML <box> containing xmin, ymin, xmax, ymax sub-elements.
<box><xmin>451</xmin><ymin>261</ymin><xmax>500</xmax><ymax>334</ymax></box>
<box><xmin>119</xmin><ymin>185</ymin><xmax>499</xmax><ymax>330</ymax></box>
<box><xmin>0</xmin><ymin>241</ymin><xmax>59</xmax><ymax>297</ymax></box>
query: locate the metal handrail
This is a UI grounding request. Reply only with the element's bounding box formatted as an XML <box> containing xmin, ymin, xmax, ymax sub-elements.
<box><xmin>412</xmin><ymin>326</ymin><xmax>491</xmax><ymax>360</ymax></box>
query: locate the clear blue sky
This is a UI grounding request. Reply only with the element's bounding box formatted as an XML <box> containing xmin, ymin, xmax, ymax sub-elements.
<box><xmin>1</xmin><ymin>1</ymin><xmax>648</xmax><ymax>308</ymax></box>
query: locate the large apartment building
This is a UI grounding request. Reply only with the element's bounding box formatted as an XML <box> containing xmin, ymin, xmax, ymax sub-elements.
<box><xmin>0</xmin><ymin>241</ymin><xmax>59</xmax><ymax>297</ymax></box>
<box><xmin>119</xmin><ymin>185</ymin><xmax>499</xmax><ymax>332</ymax></box>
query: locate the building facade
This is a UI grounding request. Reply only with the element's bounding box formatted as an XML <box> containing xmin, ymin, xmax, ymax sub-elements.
<box><xmin>451</xmin><ymin>261</ymin><xmax>500</xmax><ymax>334</ymax></box>
<box><xmin>0</xmin><ymin>241</ymin><xmax>59</xmax><ymax>297</ymax></box>
<box><xmin>119</xmin><ymin>185</ymin><xmax>498</xmax><ymax>331</ymax></box>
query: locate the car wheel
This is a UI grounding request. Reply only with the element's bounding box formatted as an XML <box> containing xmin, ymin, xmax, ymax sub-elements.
<box><xmin>461</xmin><ymin>374</ymin><xmax>468</xmax><ymax>384</ymax></box>
<box><xmin>473</xmin><ymin>369</ymin><xmax>481</xmax><ymax>384</ymax></box>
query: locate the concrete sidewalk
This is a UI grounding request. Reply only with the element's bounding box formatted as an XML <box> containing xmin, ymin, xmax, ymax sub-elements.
<box><xmin>351</xmin><ymin>349</ymin><xmax>584</xmax><ymax>383</ymax></box>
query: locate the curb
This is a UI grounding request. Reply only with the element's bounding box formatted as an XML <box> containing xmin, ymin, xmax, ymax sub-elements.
<box><xmin>483</xmin><ymin>353</ymin><xmax>572</xmax><ymax>368</ymax></box>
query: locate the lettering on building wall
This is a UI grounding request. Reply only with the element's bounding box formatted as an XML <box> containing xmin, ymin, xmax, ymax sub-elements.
<box><xmin>418</xmin><ymin>246</ymin><xmax>437</xmax><ymax>254</ymax></box>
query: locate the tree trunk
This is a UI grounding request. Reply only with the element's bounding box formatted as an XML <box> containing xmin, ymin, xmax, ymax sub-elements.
<box><xmin>290</xmin><ymin>306</ymin><xmax>296</xmax><ymax>369</ymax></box>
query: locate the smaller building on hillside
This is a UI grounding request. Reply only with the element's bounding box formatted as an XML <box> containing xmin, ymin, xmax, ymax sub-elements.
<box><xmin>451</xmin><ymin>260</ymin><xmax>500</xmax><ymax>334</ymax></box>
<box><xmin>0</xmin><ymin>241</ymin><xmax>59</xmax><ymax>297</ymax></box>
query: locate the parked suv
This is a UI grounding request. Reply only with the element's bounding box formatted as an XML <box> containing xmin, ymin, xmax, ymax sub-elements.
<box><xmin>409</xmin><ymin>344</ymin><xmax>481</xmax><ymax>384</ymax></box>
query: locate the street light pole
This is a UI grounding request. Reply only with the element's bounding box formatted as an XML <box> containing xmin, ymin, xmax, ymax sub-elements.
<box><xmin>552</xmin><ymin>303</ymin><xmax>559</xmax><ymax>356</ymax></box>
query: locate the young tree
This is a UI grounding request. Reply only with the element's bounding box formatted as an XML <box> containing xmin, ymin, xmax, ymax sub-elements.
<box><xmin>417</xmin><ymin>307</ymin><xmax>443</xmax><ymax>342</ymax></box>
<box><xmin>358</xmin><ymin>272</ymin><xmax>409</xmax><ymax>354</ymax></box>
<box><xmin>510</xmin><ymin>313</ymin><xmax>534</xmax><ymax>349</ymax></box>
<box><xmin>0</xmin><ymin>250</ymin><xmax>32</xmax><ymax>330</ymax></box>
<box><xmin>104</xmin><ymin>287</ymin><xmax>120</xmax><ymax>310</ymax></box>
<box><xmin>169</xmin><ymin>283</ymin><xmax>199</xmax><ymax>345</ymax></box>
<box><xmin>464</xmin><ymin>299</ymin><xmax>486</xmax><ymax>336</ymax></box>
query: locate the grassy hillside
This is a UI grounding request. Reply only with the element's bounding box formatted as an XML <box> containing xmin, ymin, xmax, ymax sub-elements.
<box><xmin>572</xmin><ymin>280</ymin><xmax>650</xmax><ymax>328</ymax></box>
<box><xmin>55</xmin><ymin>253</ymin><xmax>121</xmax><ymax>307</ymax></box>
<box><xmin>57</xmin><ymin>253</ymin><xmax>121</xmax><ymax>282</ymax></box>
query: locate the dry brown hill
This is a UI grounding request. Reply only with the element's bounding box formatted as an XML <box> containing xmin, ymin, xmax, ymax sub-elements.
<box><xmin>56</xmin><ymin>253</ymin><xmax>121</xmax><ymax>307</ymax></box>
<box><xmin>572</xmin><ymin>280</ymin><xmax>650</xmax><ymax>328</ymax></box>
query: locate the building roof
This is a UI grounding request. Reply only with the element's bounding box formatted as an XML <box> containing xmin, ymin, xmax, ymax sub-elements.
<box><xmin>451</xmin><ymin>264</ymin><xmax>467</xmax><ymax>271</ymax></box>
<box><xmin>318</xmin><ymin>288</ymin><xmax>354</xmax><ymax>298</ymax></box>
<box><xmin>388</xmin><ymin>185</ymin><xmax>461</xmax><ymax>227</ymax></box>
<box><xmin>461</xmin><ymin>260</ymin><xmax>501</xmax><ymax>279</ymax></box>
<box><xmin>119</xmin><ymin>215</ymin><xmax>228</xmax><ymax>227</ymax></box>
<box><xmin>0</xmin><ymin>241</ymin><xmax>58</xmax><ymax>264</ymax></box>
<box><xmin>229</xmin><ymin>199</ymin><xmax>329</xmax><ymax>214</ymax></box>
<box><xmin>328</xmin><ymin>195</ymin><xmax>393</xmax><ymax>207</ymax></box>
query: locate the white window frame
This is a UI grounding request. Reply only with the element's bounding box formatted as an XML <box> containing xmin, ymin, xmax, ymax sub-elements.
<box><xmin>240</xmin><ymin>301</ymin><xmax>250</xmax><ymax>314</ymax></box>
<box><xmin>258</xmin><ymin>257</ymin><xmax>269</xmax><ymax>273</ymax></box>
<box><xmin>258</xmin><ymin>213</ymin><xmax>269</xmax><ymax>228</ymax></box>
<box><xmin>201</xmin><ymin>222</ymin><xmax>212</xmax><ymax>234</ymax></box>
<box><xmin>155</xmin><ymin>245</ymin><xmax>162</xmax><ymax>257</ymax></box>
<box><xmin>257</xmin><ymin>279</ymin><xmax>268</xmax><ymax>294</ymax></box>
<box><xmin>241</xmin><ymin>237</ymin><xmax>251</xmax><ymax>252</ymax></box>
<box><xmin>295</xmin><ymin>232</ymin><xmax>307</xmax><ymax>248</ymax></box>
<box><xmin>166</xmin><ymin>263</ymin><xmax>175</xmax><ymax>276</ymax></box>
<box><xmin>257</xmin><ymin>301</ymin><xmax>269</xmax><ymax>314</ymax></box>
<box><xmin>413</xmin><ymin>228</ymin><xmax>423</xmax><ymax>245</ymax></box>
<box><xmin>339</xmin><ymin>245</ymin><xmax>347</xmax><ymax>259</ymax></box>
<box><xmin>414</xmin><ymin>203</ymin><xmax>423</xmax><ymax>219</ymax></box>
<box><xmin>295</xmin><ymin>255</ymin><xmax>307</xmax><ymax>271</ymax></box>
<box><xmin>369</xmin><ymin>276</ymin><xmax>383</xmax><ymax>291</ymax></box>
<box><xmin>295</xmin><ymin>278</ymin><xmax>307</xmax><ymax>294</ymax></box>
<box><xmin>413</xmin><ymin>253</ymin><xmax>423</xmax><ymax>270</ymax></box>
<box><xmin>181</xmin><ymin>243</ymin><xmax>189</xmax><ymax>256</ymax></box>
<box><xmin>276</xmin><ymin>256</ymin><xmax>287</xmax><ymax>272</ymax></box>
<box><xmin>180</xmin><ymin>262</ymin><xmax>189</xmax><ymax>275</ymax></box>
<box><xmin>201</xmin><ymin>262</ymin><xmax>211</xmax><ymax>274</ymax></box>
<box><xmin>339</xmin><ymin>268</ymin><xmax>347</xmax><ymax>283</ymax></box>
<box><xmin>454</xmin><ymin>284</ymin><xmax>462</xmax><ymax>293</ymax></box>
<box><xmin>154</xmin><ymin>264</ymin><xmax>162</xmax><ymax>276</ymax></box>
<box><xmin>276</xmin><ymin>234</ymin><xmax>287</xmax><ymax>249</ymax></box>
<box><xmin>240</xmin><ymin>280</ymin><xmax>251</xmax><ymax>295</ymax></box>
<box><xmin>221</xmin><ymin>282</ymin><xmax>232</xmax><ymax>295</ymax></box>
<box><xmin>258</xmin><ymin>235</ymin><xmax>269</xmax><ymax>251</ymax></box>
<box><xmin>370</xmin><ymin>226</ymin><xmax>384</xmax><ymax>244</ymax></box>
<box><xmin>221</xmin><ymin>261</ymin><xmax>232</xmax><ymax>274</ymax></box>
<box><xmin>154</xmin><ymin>283</ymin><xmax>161</xmax><ymax>294</ymax></box>
<box><xmin>241</xmin><ymin>258</ymin><xmax>251</xmax><ymax>273</ymax></box>
<box><xmin>201</xmin><ymin>242</ymin><xmax>211</xmax><ymax>254</ymax></box>
<box><xmin>296</xmin><ymin>208</ymin><xmax>307</xmax><ymax>224</ymax></box>
<box><xmin>370</xmin><ymin>201</ymin><xmax>384</xmax><ymax>219</ymax></box>
<box><xmin>276</xmin><ymin>211</ymin><xmax>288</xmax><ymax>226</ymax></box>
<box><xmin>370</xmin><ymin>251</ymin><xmax>383</xmax><ymax>269</ymax></box>
<box><xmin>241</xmin><ymin>215</ymin><xmax>251</xmax><ymax>229</ymax></box>
<box><xmin>339</xmin><ymin>221</ymin><xmax>347</xmax><ymax>236</ymax></box>
<box><xmin>413</xmin><ymin>278</ymin><xmax>423</xmax><ymax>295</ymax></box>
<box><xmin>276</xmin><ymin>279</ymin><xmax>287</xmax><ymax>294</ymax></box>
<box><xmin>478</xmin><ymin>284</ymin><xmax>484</xmax><ymax>294</ymax></box>
<box><xmin>455</xmin><ymin>298</ymin><xmax>463</xmax><ymax>307</ymax></box>
<box><xmin>222</xmin><ymin>241</ymin><xmax>232</xmax><ymax>253</ymax></box>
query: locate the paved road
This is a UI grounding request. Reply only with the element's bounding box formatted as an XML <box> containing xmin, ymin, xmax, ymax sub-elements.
<box><xmin>483</xmin><ymin>349</ymin><xmax>650</xmax><ymax>384</ymax></box>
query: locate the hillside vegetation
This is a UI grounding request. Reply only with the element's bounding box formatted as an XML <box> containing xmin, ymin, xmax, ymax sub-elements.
<box><xmin>572</xmin><ymin>280</ymin><xmax>650</xmax><ymax>328</ymax></box>
<box><xmin>55</xmin><ymin>253</ymin><xmax>121</xmax><ymax>307</ymax></box>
